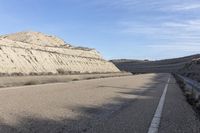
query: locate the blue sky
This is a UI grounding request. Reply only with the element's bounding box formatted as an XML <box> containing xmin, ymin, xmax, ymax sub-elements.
<box><xmin>0</xmin><ymin>0</ymin><xmax>200</xmax><ymax>60</ymax></box>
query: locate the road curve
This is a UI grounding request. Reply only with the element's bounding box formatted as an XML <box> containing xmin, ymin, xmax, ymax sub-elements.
<box><xmin>0</xmin><ymin>73</ymin><xmax>199</xmax><ymax>133</ymax></box>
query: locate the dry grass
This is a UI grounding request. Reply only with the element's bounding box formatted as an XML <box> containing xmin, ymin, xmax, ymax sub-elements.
<box><xmin>24</xmin><ymin>81</ymin><xmax>37</xmax><ymax>85</ymax></box>
<box><xmin>0</xmin><ymin>72</ymin><xmax>132</xmax><ymax>88</ymax></box>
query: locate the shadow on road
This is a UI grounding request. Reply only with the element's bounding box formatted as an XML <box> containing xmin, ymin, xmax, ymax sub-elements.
<box><xmin>0</xmin><ymin>74</ymin><xmax>168</xmax><ymax>133</ymax></box>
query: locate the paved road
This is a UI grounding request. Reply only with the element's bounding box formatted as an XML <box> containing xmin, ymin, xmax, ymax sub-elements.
<box><xmin>0</xmin><ymin>73</ymin><xmax>199</xmax><ymax>133</ymax></box>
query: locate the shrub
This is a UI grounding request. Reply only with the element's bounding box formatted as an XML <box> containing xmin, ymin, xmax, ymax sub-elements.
<box><xmin>56</xmin><ymin>68</ymin><xmax>66</xmax><ymax>75</ymax></box>
<box><xmin>29</xmin><ymin>72</ymin><xmax>39</xmax><ymax>76</ymax></box>
<box><xmin>71</xmin><ymin>71</ymin><xmax>80</xmax><ymax>75</ymax></box>
<box><xmin>46</xmin><ymin>72</ymin><xmax>54</xmax><ymax>75</ymax></box>
<box><xmin>24</xmin><ymin>81</ymin><xmax>37</xmax><ymax>85</ymax></box>
<box><xmin>0</xmin><ymin>73</ymin><xmax>9</xmax><ymax>77</ymax></box>
<box><xmin>11</xmin><ymin>72</ymin><xmax>24</xmax><ymax>76</ymax></box>
<box><xmin>56</xmin><ymin>69</ymin><xmax>80</xmax><ymax>75</ymax></box>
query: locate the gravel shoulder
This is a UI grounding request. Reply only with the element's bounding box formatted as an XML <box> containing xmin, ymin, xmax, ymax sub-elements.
<box><xmin>159</xmin><ymin>76</ymin><xmax>200</xmax><ymax>133</ymax></box>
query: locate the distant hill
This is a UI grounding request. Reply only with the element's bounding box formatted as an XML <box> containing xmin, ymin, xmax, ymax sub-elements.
<box><xmin>110</xmin><ymin>59</ymin><xmax>149</xmax><ymax>63</ymax></box>
<box><xmin>111</xmin><ymin>54</ymin><xmax>200</xmax><ymax>73</ymax></box>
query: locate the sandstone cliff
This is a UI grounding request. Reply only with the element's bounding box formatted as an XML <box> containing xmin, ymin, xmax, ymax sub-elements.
<box><xmin>0</xmin><ymin>32</ymin><xmax>120</xmax><ymax>75</ymax></box>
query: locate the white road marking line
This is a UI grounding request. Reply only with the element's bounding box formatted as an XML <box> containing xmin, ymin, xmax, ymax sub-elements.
<box><xmin>147</xmin><ymin>76</ymin><xmax>171</xmax><ymax>133</ymax></box>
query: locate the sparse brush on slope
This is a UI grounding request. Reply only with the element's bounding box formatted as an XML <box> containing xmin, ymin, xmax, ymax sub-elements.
<box><xmin>0</xmin><ymin>31</ymin><xmax>120</xmax><ymax>75</ymax></box>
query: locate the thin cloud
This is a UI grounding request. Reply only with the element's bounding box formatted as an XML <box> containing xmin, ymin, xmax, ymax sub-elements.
<box><xmin>90</xmin><ymin>0</ymin><xmax>170</xmax><ymax>10</ymax></box>
<box><xmin>118</xmin><ymin>19</ymin><xmax>200</xmax><ymax>54</ymax></box>
<box><xmin>147</xmin><ymin>44</ymin><xmax>200</xmax><ymax>52</ymax></box>
<box><xmin>170</xmin><ymin>3</ymin><xmax>200</xmax><ymax>11</ymax></box>
<box><xmin>91</xmin><ymin>0</ymin><xmax>200</xmax><ymax>13</ymax></box>
<box><xmin>163</xmin><ymin>20</ymin><xmax>200</xmax><ymax>30</ymax></box>
<box><xmin>119</xmin><ymin>19</ymin><xmax>200</xmax><ymax>36</ymax></box>
<box><xmin>90</xmin><ymin>0</ymin><xmax>195</xmax><ymax>9</ymax></box>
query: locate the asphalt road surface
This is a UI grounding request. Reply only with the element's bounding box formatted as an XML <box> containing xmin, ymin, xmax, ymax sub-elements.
<box><xmin>0</xmin><ymin>73</ymin><xmax>200</xmax><ymax>133</ymax></box>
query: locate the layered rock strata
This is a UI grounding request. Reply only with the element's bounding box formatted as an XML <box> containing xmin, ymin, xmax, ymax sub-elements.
<box><xmin>0</xmin><ymin>32</ymin><xmax>119</xmax><ymax>74</ymax></box>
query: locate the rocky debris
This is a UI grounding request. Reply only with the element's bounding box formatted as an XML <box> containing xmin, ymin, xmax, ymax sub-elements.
<box><xmin>0</xmin><ymin>31</ymin><xmax>120</xmax><ymax>75</ymax></box>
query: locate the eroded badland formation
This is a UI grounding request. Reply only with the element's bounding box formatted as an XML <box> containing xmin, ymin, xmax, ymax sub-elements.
<box><xmin>0</xmin><ymin>31</ymin><xmax>120</xmax><ymax>75</ymax></box>
<box><xmin>0</xmin><ymin>31</ymin><xmax>199</xmax><ymax>82</ymax></box>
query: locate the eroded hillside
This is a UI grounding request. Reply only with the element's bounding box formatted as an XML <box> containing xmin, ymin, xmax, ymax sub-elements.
<box><xmin>0</xmin><ymin>32</ymin><xmax>120</xmax><ymax>75</ymax></box>
<box><xmin>179</xmin><ymin>58</ymin><xmax>200</xmax><ymax>82</ymax></box>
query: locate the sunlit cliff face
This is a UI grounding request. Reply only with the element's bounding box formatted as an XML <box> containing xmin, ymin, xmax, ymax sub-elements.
<box><xmin>0</xmin><ymin>31</ymin><xmax>120</xmax><ymax>75</ymax></box>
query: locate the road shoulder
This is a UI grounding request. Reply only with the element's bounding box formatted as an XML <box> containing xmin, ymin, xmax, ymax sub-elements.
<box><xmin>159</xmin><ymin>76</ymin><xmax>200</xmax><ymax>133</ymax></box>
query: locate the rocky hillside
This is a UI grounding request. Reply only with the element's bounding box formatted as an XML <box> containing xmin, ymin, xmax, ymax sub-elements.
<box><xmin>178</xmin><ymin>58</ymin><xmax>200</xmax><ymax>82</ymax></box>
<box><xmin>111</xmin><ymin>54</ymin><xmax>200</xmax><ymax>73</ymax></box>
<box><xmin>0</xmin><ymin>31</ymin><xmax>120</xmax><ymax>75</ymax></box>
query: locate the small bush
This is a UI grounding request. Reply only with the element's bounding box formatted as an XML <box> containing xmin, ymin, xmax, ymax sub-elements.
<box><xmin>29</xmin><ymin>72</ymin><xmax>39</xmax><ymax>76</ymax></box>
<box><xmin>72</xmin><ymin>79</ymin><xmax>79</xmax><ymax>81</ymax></box>
<box><xmin>71</xmin><ymin>71</ymin><xmax>80</xmax><ymax>75</ymax></box>
<box><xmin>56</xmin><ymin>69</ymin><xmax>80</xmax><ymax>75</ymax></box>
<box><xmin>46</xmin><ymin>72</ymin><xmax>54</xmax><ymax>75</ymax></box>
<box><xmin>11</xmin><ymin>72</ymin><xmax>24</xmax><ymax>76</ymax></box>
<box><xmin>86</xmin><ymin>77</ymin><xmax>95</xmax><ymax>80</ymax></box>
<box><xmin>0</xmin><ymin>73</ymin><xmax>9</xmax><ymax>77</ymax></box>
<box><xmin>56</xmin><ymin>68</ymin><xmax>65</xmax><ymax>75</ymax></box>
<box><xmin>24</xmin><ymin>81</ymin><xmax>37</xmax><ymax>85</ymax></box>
